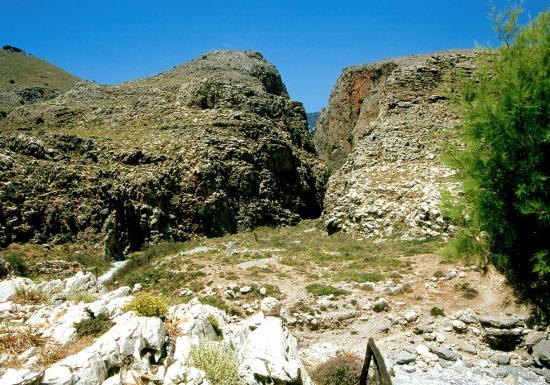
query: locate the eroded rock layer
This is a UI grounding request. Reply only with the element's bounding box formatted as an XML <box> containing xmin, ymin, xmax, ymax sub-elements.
<box><xmin>315</xmin><ymin>50</ymin><xmax>476</xmax><ymax>239</ymax></box>
<box><xmin>0</xmin><ymin>50</ymin><xmax>327</xmax><ymax>257</ymax></box>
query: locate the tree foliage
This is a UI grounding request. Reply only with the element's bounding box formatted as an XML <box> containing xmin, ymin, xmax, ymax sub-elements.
<box><xmin>445</xmin><ymin>7</ymin><xmax>549</xmax><ymax>320</ymax></box>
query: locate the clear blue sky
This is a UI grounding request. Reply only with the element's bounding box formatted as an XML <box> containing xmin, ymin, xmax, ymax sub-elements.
<box><xmin>2</xmin><ymin>0</ymin><xmax>547</xmax><ymax>112</ymax></box>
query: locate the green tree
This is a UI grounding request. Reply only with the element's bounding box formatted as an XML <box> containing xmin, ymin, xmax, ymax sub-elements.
<box><xmin>445</xmin><ymin>7</ymin><xmax>549</xmax><ymax>321</ymax></box>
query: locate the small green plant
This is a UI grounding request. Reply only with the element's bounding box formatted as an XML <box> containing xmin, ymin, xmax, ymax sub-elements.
<box><xmin>401</xmin><ymin>283</ymin><xmax>413</xmax><ymax>293</ymax></box>
<box><xmin>189</xmin><ymin>342</ymin><xmax>242</xmax><ymax>385</ymax></box>
<box><xmin>73</xmin><ymin>309</ymin><xmax>112</xmax><ymax>336</ymax></box>
<box><xmin>454</xmin><ymin>282</ymin><xmax>479</xmax><ymax>299</ymax></box>
<box><xmin>430</xmin><ymin>306</ymin><xmax>445</xmax><ymax>317</ymax></box>
<box><xmin>208</xmin><ymin>314</ymin><xmax>223</xmax><ymax>338</ymax></box>
<box><xmin>311</xmin><ymin>352</ymin><xmax>363</xmax><ymax>385</ymax></box>
<box><xmin>306</xmin><ymin>283</ymin><xmax>349</xmax><ymax>297</ymax></box>
<box><xmin>124</xmin><ymin>294</ymin><xmax>168</xmax><ymax>318</ymax></box>
<box><xmin>432</xmin><ymin>270</ymin><xmax>445</xmax><ymax>279</ymax></box>
<box><xmin>66</xmin><ymin>289</ymin><xmax>99</xmax><ymax>303</ymax></box>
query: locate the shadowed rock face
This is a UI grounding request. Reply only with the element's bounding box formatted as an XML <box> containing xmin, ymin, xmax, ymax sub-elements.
<box><xmin>314</xmin><ymin>50</ymin><xmax>476</xmax><ymax>240</ymax></box>
<box><xmin>0</xmin><ymin>50</ymin><xmax>327</xmax><ymax>258</ymax></box>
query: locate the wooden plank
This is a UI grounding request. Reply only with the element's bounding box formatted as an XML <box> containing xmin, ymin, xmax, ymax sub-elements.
<box><xmin>359</xmin><ymin>337</ymin><xmax>393</xmax><ymax>385</ymax></box>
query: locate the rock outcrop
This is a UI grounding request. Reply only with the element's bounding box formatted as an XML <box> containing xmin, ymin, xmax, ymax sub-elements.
<box><xmin>314</xmin><ymin>50</ymin><xmax>476</xmax><ymax>239</ymax></box>
<box><xmin>0</xmin><ymin>50</ymin><xmax>327</xmax><ymax>257</ymax></box>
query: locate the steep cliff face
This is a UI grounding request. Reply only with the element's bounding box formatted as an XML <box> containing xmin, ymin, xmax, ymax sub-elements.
<box><xmin>0</xmin><ymin>50</ymin><xmax>327</xmax><ymax>258</ymax></box>
<box><xmin>315</xmin><ymin>50</ymin><xmax>476</xmax><ymax>240</ymax></box>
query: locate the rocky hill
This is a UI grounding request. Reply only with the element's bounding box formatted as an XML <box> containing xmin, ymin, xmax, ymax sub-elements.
<box><xmin>314</xmin><ymin>50</ymin><xmax>477</xmax><ymax>240</ymax></box>
<box><xmin>0</xmin><ymin>50</ymin><xmax>327</xmax><ymax>258</ymax></box>
<box><xmin>0</xmin><ymin>46</ymin><xmax>80</xmax><ymax>113</ymax></box>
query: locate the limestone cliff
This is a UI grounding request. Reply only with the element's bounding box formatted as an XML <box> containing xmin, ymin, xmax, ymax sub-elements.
<box><xmin>315</xmin><ymin>50</ymin><xmax>476</xmax><ymax>239</ymax></box>
<box><xmin>0</xmin><ymin>50</ymin><xmax>327</xmax><ymax>257</ymax></box>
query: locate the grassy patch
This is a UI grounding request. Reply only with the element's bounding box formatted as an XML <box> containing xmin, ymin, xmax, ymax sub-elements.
<box><xmin>306</xmin><ymin>283</ymin><xmax>349</xmax><ymax>297</ymax></box>
<box><xmin>330</xmin><ymin>271</ymin><xmax>385</xmax><ymax>283</ymax></box>
<box><xmin>65</xmin><ymin>289</ymin><xmax>99</xmax><ymax>304</ymax></box>
<box><xmin>199</xmin><ymin>296</ymin><xmax>243</xmax><ymax>317</ymax></box>
<box><xmin>0</xmin><ymin>243</ymin><xmax>110</xmax><ymax>277</ymax></box>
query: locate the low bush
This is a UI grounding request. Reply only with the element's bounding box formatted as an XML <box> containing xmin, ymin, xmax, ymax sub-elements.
<box><xmin>190</xmin><ymin>342</ymin><xmax>242</xmax><ymax>385</ymax></box>
<box><xmin>73</xmin><ymin>310</ymin><xmax>112</xmax><ymax>336</ymax></box>
<box><xmin>311</xmin><ymin>352</ymin><xmax>363</xmax><ymax>385</ymax></box>
<box><xmin>124</xmin><ymin>294</ymin><xmax>168</xmax><ymax>318</ymax></box>
<box><xmin>306</xmin><ymin>283</ymin><xmax>349</xmax><ymax>297</ymax></box>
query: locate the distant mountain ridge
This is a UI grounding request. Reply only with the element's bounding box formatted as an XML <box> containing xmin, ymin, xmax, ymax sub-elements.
<box><xmin>306</xmin><ymin>112</ymin><xmax>320</xmax><ymax>132</ymax></box>
<box><xmin>0</xmin><ymin>45</ymin><xmax>80</xmax><ymax>112</ymax></box>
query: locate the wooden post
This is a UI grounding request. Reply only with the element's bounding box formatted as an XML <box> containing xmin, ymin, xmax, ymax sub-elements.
<box><xmin>359</xmin><ymin>337</ymin><xmax>393</xmax><ymax>385</ymax></box>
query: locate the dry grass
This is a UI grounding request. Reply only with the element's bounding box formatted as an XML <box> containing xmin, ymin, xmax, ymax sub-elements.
<box><xmin>10</xmin><ymin>287</ymin><xmax>49</xmax><ymax>305</ymax></box>
<box><xmin>0</xmin><ymin>325</ymin><xmax>96</xmax><ymax>369</ymax></box>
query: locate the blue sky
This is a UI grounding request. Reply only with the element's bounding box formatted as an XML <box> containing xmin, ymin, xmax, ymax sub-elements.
<box><xmin>2</xmin><ymin>0</ymin><xmax>547</xmax><ymax>112</ymax></box>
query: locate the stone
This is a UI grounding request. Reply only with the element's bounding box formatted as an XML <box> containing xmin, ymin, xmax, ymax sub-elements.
<box><xmin>396</xmin><ymin>350</ymin><xmax>417</xmax><ymax>365</ymax></box>
<box><xmin>479</xmin><ymin>315</ymin><xmax>524</xmax><ymax>329</ymax></box>
<box><xmin>260</xmin><ymin>297</ymin><xmax>281</xmax><ymax>317</ymax></box>
<box><xmin>490</xmin><ymin>353</ymin><xmax>511</xmax><ymax>366</ymax></box>
<box><xmin>429</xmin><ymin>346</ymin><xmax>460</xmax><ymax>361</ymax></box>
<box><xmin>459</xmin><ymin>342</ymin><xmax>478</xmax><ymax>355</ymax></box>
<box><xmin>404</xmin><ymin>310</ymin><xmax>420</xmax><ymax>323</ymax></box>
<box><xmin>525</xmin><ymin>331</ymin><xmax>548</xmax><ymax>349</ymax></box>
<box><xmin>532</xmin><ymin>339</ymin><xmax>550</xmax><ymax>369</ymax></box>
<box><xmin>0</xmin><ymin>368</ymin><xmax>44</xmax><ymax>385</ymax></box>
<box><xmin>163</xmin><ymin>362</ymin><xmax>209</xmax><ymax>385</ymax></box>
<box><xmin>43</xmin><ymin>313</ymin><xmax>166</xmax><ymax>385</ymax></box>
<box><xmin>224</xmin><ymin>314</ymin><xmax>313</xmax><ymax>385</ymax></box>
<box><xmin>456</xmin><ymin>308</ymin><xmax>479</xmax><ymax>324</ymax></box>
<box><xmin>452</xmin><ymin>320</ymin><xmax>468</xmax><ymax>333</ymax></box>
<box><xmin>484</xmin><ymin>327</ymin><xmax>524</xmax><ymax>351</ymax></box>
<box><xmin>373</xmin><ymin>298</ymin><xmax>389</xmax><ymax>312</ymax></box>
<box><xmin>300</xmin><ymin>343</ymin><xmax>343</xmax><ymax>368</ymax></box>
<box><xmin>240</xmin><ymin>286</ymin><xmax>253</xmax><ymax>294</ymax></box>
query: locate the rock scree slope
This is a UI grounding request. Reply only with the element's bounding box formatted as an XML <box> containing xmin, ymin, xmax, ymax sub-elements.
<box><xmin>0</xmin><ymin>50</ymin><xmax>327</xmax><ymax>258</ymax></box>
<box><xmin>314</xmin><ymin>50</ymin><xmax>477</xmax><ymax>240</ymax></box>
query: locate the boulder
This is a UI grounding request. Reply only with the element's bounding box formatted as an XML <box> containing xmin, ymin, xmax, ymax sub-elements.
<box><xmin>260</xmin><ymin>296</ymin><xmax>281</xmax><ymax>317</ymax></box>
<box><xmin>0</xmin><ymin>368</ymin><xmax>44</xmax><ymax>385</ymax></box>
<box><xmin>483</xmin><ymin>327</ymin><xmax>524</xmax><ymax>351</ymax></box>
<box><xmin>478</xmin><ymin>315</ymin><xmax>524</xmax><ymax>329</ymax></box>
<box><xmin>224</xmin><ymin>313</ymin><xmax>313</xmax><ymax>385</ymax></box>
<box><xmin>532</xmin><ymin>339</ymin><xmax>550</xmax><ymax>369</ymax></box>
<box><xmin>299</xmin><ymin>343</ymin><xmax>343</xmax><ymax>368</ymax></box>
<box><xmin>43</xmin><ymin>313</ymin><xmax>166</xmax><ymax>385</ymax></box>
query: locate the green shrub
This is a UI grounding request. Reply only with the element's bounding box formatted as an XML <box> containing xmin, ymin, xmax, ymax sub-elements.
<box><xmin>190</xmin><ymin>342</ymin><xmax>242</xmax><ymax>385</ymax></box>
<box><xmin>443</xmin><ymin>7</ymin><xmax>550</xmax><ymax>320</ymax></box>
<box><xmin>3</xmin><ymin>253</ymin><xmax>29</xmax><ymax>277</ymax></box>
<box><xmin>306</xmin><ymin>283</ymin><xmax>349</xmax><ymax>297</ymax></box>
<box><xmin>454</xmin><ymin>282</ymin><xmax>479</xmax><ymax>299</ymax></box>
<box><xmin>430</xmin><ymin>307</ymin><xmax>445</xmax><ymax>317</ymax></box>
<box><xmin>311</xmin><ymin>352</ymin><xmax>362</xmax><ymax>385</ymax></box>
<box><xmin>124</xmin><ymin>294</ymin><xmax>168</xmax><ymax>318</ymax></box>
<box><xmin>74</xmin><ymin>310</ymin><xmax>112</xmax><ymax>336</ymax></box>
<box><xmin>66</xmin><ymin>289</ymin><xmax>99</xmax><ymax>303</ymax></box>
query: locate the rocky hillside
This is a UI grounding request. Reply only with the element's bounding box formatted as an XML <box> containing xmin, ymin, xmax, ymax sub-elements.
<box><xmin>0</xmin><ymin>50</ymin><xmax>327</xmax><ymax>258</ymax></box>
<box><xmin>314</xmin><ymin>50</ymin><xmax>476</xmax><ymax>240</ymax></box>
<box><xmin>0</xmin><ymin>46</ymin><xmax>80</xmax><ymax>113</ymax></box>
